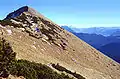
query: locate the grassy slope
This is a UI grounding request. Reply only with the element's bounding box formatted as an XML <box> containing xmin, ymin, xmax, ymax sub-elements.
<box><xmin>0</xmin><ymin>37</ymin><xmax>82</xmax><ymax>79</ymax></box>
<box><xmin>0</xmin><ymin>26</ymin><xmax>120</xmax><ymax>79</ymax></box>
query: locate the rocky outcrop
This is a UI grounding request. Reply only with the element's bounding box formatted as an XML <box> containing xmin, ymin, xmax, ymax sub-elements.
<box><xmin>2</xmin><ymin>6</ymin><xmax>68</xmax><ymax>50</ymax></box>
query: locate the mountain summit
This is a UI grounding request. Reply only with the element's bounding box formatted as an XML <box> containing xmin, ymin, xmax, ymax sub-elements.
<box><xmin>5</xmin><ymin>6</ymin><xmax>53</xmax><ymax>23</ymax></box>
<box><xmin>3</xmin><ymin>6</ymin><xmax>65</xmax><ymax>48</ymax></box>
<box><xmin>0</xmin><ymin>6</ymin><xmax>120</xmax><ymax>79</ymax></box>
<box><xmin>5</xmin><ymin>6</ymin><xmax>47</xmax><ymax>20</ymax></box>
<box><xmin>5</xmin><ymin>6</ymin><xmax>29</xmax><ymax>19</ymax></box>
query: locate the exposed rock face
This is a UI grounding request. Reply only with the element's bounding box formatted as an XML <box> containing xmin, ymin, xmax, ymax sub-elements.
<box><xmin>5</xmin><ymin>6</ymin><xmax>28</xmax><ymax>19</ymax></box>
<box><xmin>0</xmin><ymin>6</ymin><xmax>120</xmax><ymax>79</ymax></box>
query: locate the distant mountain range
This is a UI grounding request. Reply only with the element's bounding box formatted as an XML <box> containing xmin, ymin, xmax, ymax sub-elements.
<box><xmin>63</xmin><ymin>26</ymin><xmax>120</xmax><ymax>36</ymax></box>
<box><xmin>61</xmin><ymin>26</ymin><xmax>75</xmax><ymax>33</ymax></box>
<box><xmin>62</xmin><ymin>26</ymin><xmax>120</xmax><ymax>63</ymax></box>
<box><xmin>73</xmin><ymin>33</ymin><xmax>120</xmax><ymax>48</ymax></box>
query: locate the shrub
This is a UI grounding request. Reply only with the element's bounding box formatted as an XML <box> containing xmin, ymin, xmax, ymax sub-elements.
<box><xmin>0</xmin><ymin>19</ymin><xmax>12</xmax><ymax>26</ymax></box>
<box><xmin>0</xmin><ymin>38</ymin><xmax>16</xmax><ymax>78</ymax></box>
<box><xmin>7</xmin><ymin>60</ymin><xmax>74</xmax><ymax>79</ymax></box>
<box><xmin>52</xmin><ymin>63</ymin><xmax>85</xmax><ymax>79</ymax></box>
<box><xmin>0</xmin><ymin>19</ymin><xmax>23</xmax><ymax>28</ymax></box>
<box><xmin>32</xmin><ymin>16</ymin><xmax>38</xmax><ymax>23</ymax></box>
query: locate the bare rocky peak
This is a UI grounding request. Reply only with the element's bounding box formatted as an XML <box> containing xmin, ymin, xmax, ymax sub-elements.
<box><xmin>5</xmin><ymin>6</ymin><xmax>29</xmax><ymax>19</ymax></box>
<box><xmin>5</xmin><ymin>6</ymin><xmax>54</xmax><ymax>23</ymax></box>
<box><xmin>2</xmin><ymin>6</ymin><xmax>67</xmax><ymax>50</ymax></box>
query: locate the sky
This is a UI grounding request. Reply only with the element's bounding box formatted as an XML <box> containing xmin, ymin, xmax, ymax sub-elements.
<box><xmin>0</xmin><ymin>0</ymin><xmax>120</xmax><ymax>28</ymax></box>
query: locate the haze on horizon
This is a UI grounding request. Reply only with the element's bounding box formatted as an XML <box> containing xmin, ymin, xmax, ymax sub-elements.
<box><xmin>0</xmin><ymin>0</ymin><xmax>120</xmax><ymax>28</ymax></box>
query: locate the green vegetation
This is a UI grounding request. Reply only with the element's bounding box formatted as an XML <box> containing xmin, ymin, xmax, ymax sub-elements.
<box><xmin>0</xmin><ymin>38</ymin><xmax>16</xmax><ymax>78</ymax></box>
<box><xmin>0</xmin><ymin>19</ymin><xmax>23</xmax><ymax>28</ymax></box>
<box><xmin>17</xmin><ymin>13</ymin><xmax>27</xmax><ymax>22</ymax></box>
<box><xmin>32</xmin><ymin>16</ymin><xmax>39</xmax><ymax>23</ymax></box>
<box><xmin>52</xmin><ymin>63</ymin><xmax>85</xmax><ymax>79</ymax></box>
<box><xmin>0</xmin><ymin>19</ymin><xmax>12</xmax><ymax>26</ymax></box>
<box><xmin>0</xmin><ymin>37</ymin><xmax>74</xmax><ymax>79</ymax></box>
<box><xmin>17</xmin><ymin>13</ymin><xmax>32</xmax><ymax>26</ymax></box>
<box><xmin>8</xmin><ymin>60</ymin><xmax>73</xmax><ymax>79</ymax></box>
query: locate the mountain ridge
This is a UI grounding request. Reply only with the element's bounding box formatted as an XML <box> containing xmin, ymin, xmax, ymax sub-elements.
<box><xmin>61</xmin><ymin>26</ymin><xmax>120</xmax><ymax>36</ymax></box>
<box><xmin>5</xmin><ymin>6</ymin><xmax>55</xmax><ymax>25</ymax></box>
<box><xmin>0</xmin><ymin>6</ymin><xmax>120</xmax><ymax>79</ymax></box>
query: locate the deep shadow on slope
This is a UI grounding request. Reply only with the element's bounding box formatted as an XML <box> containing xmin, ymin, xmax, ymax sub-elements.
<box><xmin>99</xmin><ymin>43</ymin><xmax>120</xmax><ymax>63</ymax></box>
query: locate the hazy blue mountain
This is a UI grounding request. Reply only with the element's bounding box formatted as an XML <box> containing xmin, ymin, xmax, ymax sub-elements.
<box><xmin>111</xmin><ymin>30</ymin><xmax>120</xmax><ymax>36</ymax></box>
<box><xmin>61</xmin><ymin>26</ymin><xmax>75</xmax><ymax>33</ymax></box>
<box><xmin>62</xmin><ymin>26</ymin><xmax>120</xmax><ymax>36</ymax></box>
<box><xmin>73</xmin><ymin>33</ymin><xmax>120</xmax><ymax>49</ymax></box>
<box><xmin>99</xmin><ymin>43</ymin><xmax>120</xmax><ymax>63</ymax></box>
<box><xmin>72</xmin><ymin>27</ymin><xmax>120</xmax><ymax>36</ymax></box>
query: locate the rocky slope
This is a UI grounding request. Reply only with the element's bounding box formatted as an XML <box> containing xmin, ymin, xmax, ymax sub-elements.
<box><xmin>0</xmin><ymin>6</ymin><xmax>120</xmax><ymax>79</ymax></box>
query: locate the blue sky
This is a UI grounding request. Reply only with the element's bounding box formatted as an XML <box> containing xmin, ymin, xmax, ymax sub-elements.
<box><xmin>0</xmin><ymin>0</ymin><xmax>120</xmax><ymax>28</ymax></box>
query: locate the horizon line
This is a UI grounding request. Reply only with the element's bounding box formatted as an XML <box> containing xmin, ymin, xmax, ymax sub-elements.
<box><xmin>59</xmin><ymin>24</ymin><xmax>120</xmax><ymax>28</ymax></box>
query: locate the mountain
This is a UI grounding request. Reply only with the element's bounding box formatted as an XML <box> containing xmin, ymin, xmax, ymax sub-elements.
<box><xmin>61</xmin><ymin>26</ymin><xmax>75</xmax><ymax>33</ymax></box>
<box><xmin>62</xmin><ymin>26</ymin><xmax>120</xmax><ymax>36</ymax></box>
<box><xmin>73</xmin><ymin>33</ymin><xmax>120</xmax><ymax>49</ymax></box>
<box><xmin>111</xmin><ymin>30</ymin><xmax>120</xmax><ymax>36</ymax></box>
<box><xmin>74</xmin><ymin>27</ymin><xmax>120</xmax><ymax>36</ymax></box>
<box><xmin>0</xmin><ymin>6</ymin><xmax>120</xmax><ymax>79</ymax></box>
<box><xmin>99</xmin><ymin>43</ymin><xmax>120</xmax><ymax>63</ymax></box>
